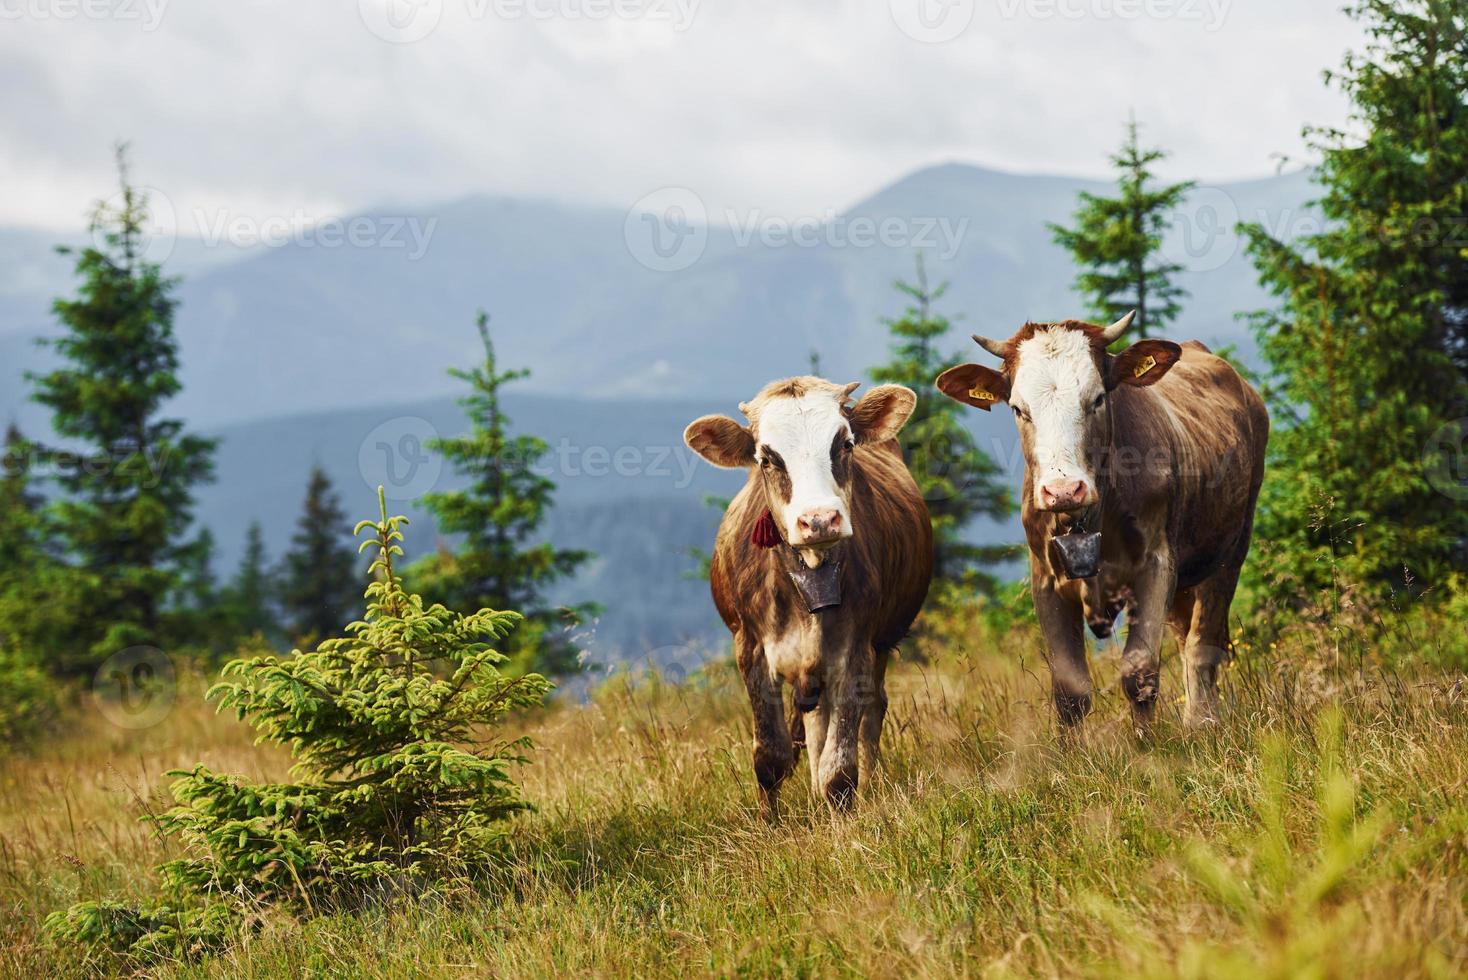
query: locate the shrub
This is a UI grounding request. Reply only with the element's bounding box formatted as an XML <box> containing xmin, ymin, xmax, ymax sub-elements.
<box><xmin>46</xmin><ymin>489</ymin><xmax>550</xmax><ymax>963</ymax></box>
<box><xmin>0</xmin><ymin>647</ymin><xmax>57</xmax><ymax>747</ymax></box>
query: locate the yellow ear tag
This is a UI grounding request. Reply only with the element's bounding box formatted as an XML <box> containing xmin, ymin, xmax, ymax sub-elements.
<box><xmin>1133</xmin><ymin>354</ymin><xmax>1157</xmax><ymax>378</ymax></box>
<box><xmin>968</xmin><ymin>387</ymin><xmax>996</xmax><ymax>402</ymax></box>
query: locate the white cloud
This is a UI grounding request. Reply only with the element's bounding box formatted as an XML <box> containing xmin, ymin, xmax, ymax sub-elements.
<box><xmin>0</xmin><ymin>0</ymin><xmax>1362</xmax><ymax>231</ymax></box>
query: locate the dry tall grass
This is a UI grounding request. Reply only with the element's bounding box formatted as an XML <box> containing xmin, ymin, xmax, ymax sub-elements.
<box><xmin>3</xmin><ymin>605</ymin><xmax>1466</xmax><ymax>978</ymax></box>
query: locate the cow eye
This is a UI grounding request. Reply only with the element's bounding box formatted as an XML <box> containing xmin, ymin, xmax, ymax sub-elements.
<box><xmin>843</xmin><ymin>437</ymin><xmax>855</xmax><ymax>452</ymax></box>
<box><xmin>1013</xmin><ymin>406</ymin><xmax>1031</xmax><ymax>422</ymax></box>
<box><xmin>1088</xmin><ymin>393</ymin><xmax>1106</xmax><ymax>413</ymax></box>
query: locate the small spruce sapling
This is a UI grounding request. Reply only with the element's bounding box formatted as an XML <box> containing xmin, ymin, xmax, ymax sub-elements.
<box><xmin>47</xmin><ymin>488</ymin><xmax>550</xmax><ymax>962</ymax></box>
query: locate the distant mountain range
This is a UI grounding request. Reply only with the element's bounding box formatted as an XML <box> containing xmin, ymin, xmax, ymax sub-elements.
<box><xmin>0</xmin><ymin>162</ymin><xmax>1317</xmax><ymax>663</ymax></box>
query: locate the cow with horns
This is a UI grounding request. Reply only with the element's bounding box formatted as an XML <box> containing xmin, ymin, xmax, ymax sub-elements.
<box><xmin>684</xmin><ymin>378</ymin><xmax>932</xmax><ymax>818</ymax></box>
<box><xmin>936</xmin><ymin>312</ymin><xmax>1268</xmax><ymax>730</ymax></box>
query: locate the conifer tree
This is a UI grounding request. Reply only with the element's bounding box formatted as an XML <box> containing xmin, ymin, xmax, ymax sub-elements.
<box><xmin>411</xmin><ymin>312</ymin><xmax>594</xmax><ymax>676</ymax></box>
<box><xmin>1</xmin><ymin>425</ymin><xmax>44</xmax><ymax>531</ymax></box>
<box><xmin>175</xmin><ymin>527</ymin><xmax>218</xmax><ymax>614</ymax></box>
<box><xmin>46</xmin><ymin>488</ymin><xmax>549</xmax><ymax>962</ymax></box>
<box><xmin>26</xmin><ymin>146</ymin><xmax>215</xmax><ymax>673</ymax></box>
<box><xmin>870</xmin><ymin>257</ymin><xmax>1014</xmax><ymax>591</ymax></box>
<box><xmin>1049</xmin><ymin>116</ymin><xmax>1195</xmax><ymax>338</ymax></box>
<box><xmin>279</xmin><ymin>466</ymin><xmax>359</xmax><ymax>644</ymax></box>
<box><xmin>223</xmin><ymin>521</ymin><xmax>275</xmax><ymax>641</ymax></box>
<box><xmin>1240</xmin><ymin>0</ymin><xmax>1468</xmax><ymax>606</ymax></box>
<box><xmin>0</xmin><ymin>425</ymin><xmax>58</xmax><ymax>741</ymax></box>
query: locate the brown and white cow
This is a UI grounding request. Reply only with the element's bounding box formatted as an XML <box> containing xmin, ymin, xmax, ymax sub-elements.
<box><xmin>684</xmin><ymin>378</ymin><xmax>932</xmax><ymax>817</ymax></box>
<box><xmin>936</xmin><ymin>312</ymin><xmax>1268</xmax><ymax>729</ymax></box>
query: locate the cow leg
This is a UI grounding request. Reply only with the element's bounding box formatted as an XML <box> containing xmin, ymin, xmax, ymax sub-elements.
<box><xmin>817</xmin><ymin>642</ymin><xmax>871</xmax><ymax>811</ymax></box>
<box><xmin>859</xmin><ymin>648</ymin><xmax>890</xmax><ymax>775</ymax></box>
<box><xmin>1034</xmin><ymin>576</ymin><xmax>1092</xmax><ymax>727</ymax></box>
<box><xmin>736</xmin><ymin>633</ymin><xmax>793</xmax><ymax>822</ymax></box>
<box><xmin>1121</xmin><ymin>550</ymin><xmax>1177</xmax><ymax>732</ymax></box>
<box><xmin>804</xmin><ymin>699</ymin><xmax>830</xmax><ymax>798</ymax></box>
<box><xmin>1181</xmin><ymin>563</ymin><xmax>1242</xmax><ymax>727</ymax></box>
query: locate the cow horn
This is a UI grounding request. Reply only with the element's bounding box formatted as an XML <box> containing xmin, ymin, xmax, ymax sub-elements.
<box><xmin>971</xmin><ymin>334</ymin><xmax>1007</xmax><ymax>358</ymax></box>
<box><xmin>1101</xmin><ymin>310</ymin><xmax>1136</xmax><ymax>344</ymax></box>
<box><xmin>840</xmin><ymin>381</ymin><xmax>861</xmax><ymax>402</ymax></box>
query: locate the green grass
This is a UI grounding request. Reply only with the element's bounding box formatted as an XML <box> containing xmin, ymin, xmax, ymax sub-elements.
<box><xmin>4</xmin><ymin>603</ymin><xmax>1466</xmax><ymax>978</ymax></box>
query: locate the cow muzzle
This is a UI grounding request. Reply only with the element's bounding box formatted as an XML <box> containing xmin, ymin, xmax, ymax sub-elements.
<box><xmin>794</xmin><ymin>508</ymin><xmax>847</xmax><ymax>547</ymax></box>
<box><xmin>1038</xmin><ymin>478</ymin><xmax>1094</xmax><ymax>512</ymax></box>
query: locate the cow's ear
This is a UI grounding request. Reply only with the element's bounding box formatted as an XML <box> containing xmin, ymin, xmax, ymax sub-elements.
<box><xmin>684</xmin><ymin>415</ymin><xmax>756</xmax><ymax>468</ymax></box>
<box><xmin>1109</xmin><ymin>340</ymin><xmax>1183</xmax><ymax>389</ymax></box>
<box><xmin>849</xmin><ymin>384</ymin><xmax>917</xmax><ymax>443</ymax></box>
<box><xmin>935</xmin><ymin>364</ymin><xmax>1009</xmax><ymax>411</ymax></box>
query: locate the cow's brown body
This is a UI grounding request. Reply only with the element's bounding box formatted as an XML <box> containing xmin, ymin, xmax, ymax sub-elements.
<box><xmin>937</xmin><ymin>318</ymin><xmax>1268</xmax><ymax>728</ymax></box>
<box><xmin>712</xmin><ymin>440</ymin><xmax>932</xmax><ymax>815</ymax></box>
<box><xmin>1027</xmin><ymin>338</ymin><xmax>1267</xmax><ymax>726</ymax></box>
<box><xmin>688</xmin><ymin>379</ymin><xmax>932</xmax><ymax>817</ymax></box>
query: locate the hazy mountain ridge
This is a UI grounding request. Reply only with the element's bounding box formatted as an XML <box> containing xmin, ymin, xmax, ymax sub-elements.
<box><xmin>1</xmin><ymin>163</ymin><xmax>1316</xmax><ymax>433</ymax></box>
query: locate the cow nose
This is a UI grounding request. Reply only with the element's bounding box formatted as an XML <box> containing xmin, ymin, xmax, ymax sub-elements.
<box><xmin>1040</xmin><ymin>479</ymin><xmax>1088</xmax><ymax>511</ymax></box>
<box><xmin>796</xmin><ymin>509</ymin><xmax>843</xmax><ymax>543</ymax></box>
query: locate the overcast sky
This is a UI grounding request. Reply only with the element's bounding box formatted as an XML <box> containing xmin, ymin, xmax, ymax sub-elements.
<box><xmin>1</xmin><ymin>0</ymin><xmax>1364</xmax><ymax>233</ymax></box>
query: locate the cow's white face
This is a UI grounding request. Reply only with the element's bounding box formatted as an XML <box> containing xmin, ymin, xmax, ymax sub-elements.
<box><xmin>934</xmin><ymin>317</ymin><xmax>1184</xmax><ymax>515</ymax></box>
<box><xmin>751</xmin><ymin>391</ymin><xmax>856</xmax><ymax>549</ymax></box>
<box><xmin>684</xmin><ymin>379</ymin><xmax>917</xmax><ymax>555</ymax></box>
<box><xmin>1009</xmin><ymin>327</ymin><xmax>1108</xmax><ymax>512</ymax></box>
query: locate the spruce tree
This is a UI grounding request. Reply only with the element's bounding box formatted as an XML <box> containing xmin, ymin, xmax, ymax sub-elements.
<box><xmin>46</xmin><ymin>488</ymin><xmax>549</xmax><ymax>963</ymax></box>
<box><xmin>1240</xmin><ymin>0</ymin><xmax>1468</xmax><ymax>607</ymax></box>
<box><xmin>26</xmin><ymin>146</ymin><xmax>215</xmax><ymax>673</ymax></box>
<box><xmin>0</xmin><ymin>425</ymin><xmax>59</xmax><ymax>741</ymax></box>
<box><xmin>410</xmin><ymin>312</ymin><xmax>594</xmax><ymax>676</ymax></box>
<box><xmin>1049</xmin><ymin>116</ymin><xmax>1195</xmax><ymax>339</ymax></box>
<box><xmin>223</xmin><ymin>521</ymin><xmax>275</xmax><ymax>641</ymax></box>
<box><xmin>870</xmin><ymin>257</ymin><xmax>1014</xmax><ymax>591</ymax></box>
<box><xmin>279</xmin><ymin>466</ymin><xmax>359</xmax><ymax>644</ymax></box>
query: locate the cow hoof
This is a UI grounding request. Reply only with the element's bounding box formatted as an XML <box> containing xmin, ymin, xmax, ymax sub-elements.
<box><xmin>1054</xmin><ymin>692</ymin><xmax>1093</xmax><ymax>727</ymax></box>
<box><xmin>753</xmin><ymin>747</ymin><xmax>793</xmax><ymax>792</ymax></box>
<box><xmin>757</xmin><ymin>788</ymin><xmax>780</xmax><ymax>824</ymax></box>
<box><xmin>823</xmin><ymin>769</ymin><xmax>858</xmax><ymax>812</ymax></box>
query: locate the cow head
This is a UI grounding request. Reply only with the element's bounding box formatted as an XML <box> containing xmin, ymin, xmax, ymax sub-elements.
<box><xmin>684</xmin><ymin>377</ymin><xmax>916</xmax><ymax>553</ymax></box>
<box><xmin>935</xmin><ymin>312</ymin><xmax>1181</xmax><ymax>513</ymax></box>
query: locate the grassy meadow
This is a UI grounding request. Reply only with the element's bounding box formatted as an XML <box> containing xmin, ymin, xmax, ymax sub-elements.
<box><xmin>3</xmin><ymin>595</ymin><xmax>1466</xmax><ymax>978</ymax></box>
